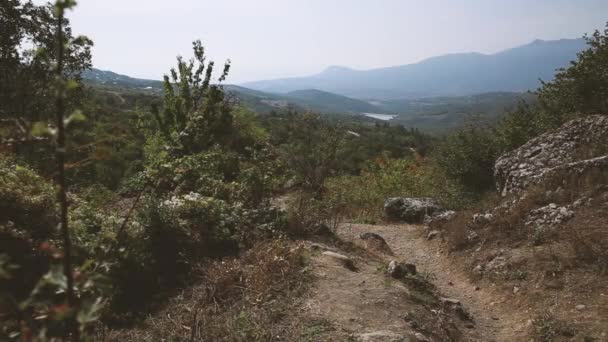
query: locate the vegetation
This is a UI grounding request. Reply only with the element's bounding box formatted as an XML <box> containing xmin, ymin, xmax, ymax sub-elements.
<box><xmin>1</xmin><ymin>0</ymin><xmax>608</xmax><ymax>340</ymax></box>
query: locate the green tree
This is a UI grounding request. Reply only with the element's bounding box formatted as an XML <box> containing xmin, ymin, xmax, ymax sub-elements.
<box><xmin>535</xmin><ymin>23</ymin><xmax>608</xmax><ymax>127</ymax></box>
<box><xmin>0</xmin><ymin>0</ymin><xmax>92</xmax><ymax>169</ymax></box>
<box><xmin>151</xmin><ymin>40</ymin><xmax>232</xmax><ymax>155</ymax></box>
<box><xmin>434</xmin><ymin>119</ymin><xmax>499</xmax><ymax>193</ymax></box>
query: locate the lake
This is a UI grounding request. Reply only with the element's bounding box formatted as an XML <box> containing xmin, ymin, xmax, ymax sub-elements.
<box><xmin>362</xmin><ymin>113</ymin><xmax>398</xmax><ymax>121</ymax></box>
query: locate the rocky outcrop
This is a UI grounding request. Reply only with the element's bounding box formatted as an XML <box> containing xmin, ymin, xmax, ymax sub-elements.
<box><xmin>495</xmin><ymin>115</ymin><xmax>608</xmax><ymax>196</ymax></box>
<box><xmin>384</xmin><ymin>198</ymin><xmax>444</xmax><ymax>223</ymax></box>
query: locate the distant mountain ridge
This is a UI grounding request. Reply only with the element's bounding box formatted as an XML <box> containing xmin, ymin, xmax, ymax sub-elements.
<box><xmin>82</xmin><ymin>68</ymin><xmax>163</xmax><ymax>90</ymax></box>
<box><xmin>241</xmin><ymin>38</ymin><xmax>587</xmax><ymax>99</ymax></box>
<box><xmin>82</xmin><ymin>69</ymin><xmax>386</xmax><ymax>115</ymax></box>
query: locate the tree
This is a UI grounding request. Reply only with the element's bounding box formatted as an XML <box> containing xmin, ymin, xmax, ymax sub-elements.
<box><xmin>151</xmin><ymin>40</ymin><xmax>232</xmax><ymax>155</ymax></box>
<box><xmin>280</xmin><ymin>113</ymin><xmax>347</xmax><ymax>196</ymax></box>
<box><xmin>535</xmin><ymin>23</ymin><xmax>608</xmax><ymax>127</ymax></box>
<box><xmin>0</xmin><ymin>0</ymin><xmax>92</xmax><ymax>145</ymax></box>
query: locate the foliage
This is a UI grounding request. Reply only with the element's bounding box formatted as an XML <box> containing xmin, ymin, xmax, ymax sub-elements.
<box><xmin>322</xmin><ymin>157</ymin><xmax>467</xmax><ymax>222</ymax></box>
<box><xmin>1</xmin><ymin>0</ymin><xmax>93</xmax><ymax>173</ymax></box>
<box><xmin>434</xmin><ymin>119</ymin><xmax>500</xmax><ymax>193</ymax></box>
<box><xmin>277</xmin><ymin>112</ymin><xmax>348</xmax><ymax>195</ymax></box>
<box><xmin>151</xmin><ymin>40</ymin><xmax>231</xmax><ymax>155</ymax></box>
<box><xmin>536</xmin><ymin>24</ymin><xmax>608</xmax><ymax>123</ymax></box>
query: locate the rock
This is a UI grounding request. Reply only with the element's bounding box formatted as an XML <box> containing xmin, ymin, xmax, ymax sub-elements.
<box><xmin>425</xmin><ymin>210</ymin><xmax>456</xmax><ymax>224</ymax></box>
<box><xmin>513</xmin><ymin>286</ymin><xmax>520</xmax><ymax>294</ymax></box>
<box><xmin>467</xmin><ymin>230</ymin><xmax>480</xmax><ymax>242</ymax></box>
<box><xmin>414</xmin><ymin>332</ymin><xmax>430</xmax><ymax>342</ymax></box>
<box><xmin>427</xmin><ymin>230</ymin><xmax>441</xmax><ymax>240</ymax></box>
<box><xmin>472</xmin><ymin>265</ymin><xmax>484</xmax><ymax>275</ymax></box>
<box><xmin>525</xmin><ymin>204</ymin><xmax>574</xmax><ymax>228</ymax></box>
<box><xmin>384</xmin><ymin>197</ymin><xmax>443</xmax><ymax>223</ymax></box>
<box><xmin>360</xmin><ymin>232</ymin><xmax>394</xmax><ymax>255</ymax></box>
<box><xmin>356</xmin><ymin>331</ymin><xmax>410</xmax><ymax>342</ymax></box>
<box><xmin>309</xmin><ymin>243</ymin><xmax>333</xmax><ymax>251</ymax></box>
<box><xmin>473</xmin><ymin>213</ymin><xmax>494</xmax><ymax>224</ymax></box>
<box><xmin>575</xmin><ymin>304</ymin><xmax>586</xmax><ymax>311</ymax></box>
<box><xmin>440</xmin><ymin>297</ymin><xmax>461</xmax><ymax>306</ymax></box>
<box><xmin>387</xmin><ymin>260</ymin><xmax>417</xmax><ymax>278</ymax></box>
<box><xmin>322</xmin><ymin>251</ymin><xmax>356</xmax><ymax>271</ymax></box>
<box><xmin>495</xmin><ymin>115</ymin><xmax>608</xmax><ymax>196</ymax></box>
<box><xmin>313</xmin><ymin>223</ymin><xmax>334</xmax><ymax>236</ymax></box>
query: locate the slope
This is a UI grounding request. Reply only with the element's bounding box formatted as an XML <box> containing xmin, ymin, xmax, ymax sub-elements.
<box><xmin>242</xmin><ymin>38</ymin><xmax>587</xmax><ymax>99</ymax></box>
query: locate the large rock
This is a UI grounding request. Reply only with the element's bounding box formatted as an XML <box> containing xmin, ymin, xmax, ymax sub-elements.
<box><xmin>384</xmin><ymin>197</ymin><xmax>443</xmax><ymax>223</ymax></box>
<box><xmin>495</xmin><ymin>115</ymin><xmax>608</xmax><ymax>196</ymax></box>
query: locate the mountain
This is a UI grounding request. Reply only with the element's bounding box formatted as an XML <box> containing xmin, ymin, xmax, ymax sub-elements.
<box><xmin>82</xmin><ymin>69</ymin><xmax>385</xmax><ymax>115</ymax></box>
<box><xmin>284</xmin><ymin>89</ymin><xmax>382</xmax><ymax>114</ymax></box>
<box><xmin>223</xmin><ymin>86</ymin><xmax>386</xmax><ymax>114</ymax></box>
<box><xmin>241</xmin><ymin>38</ymin><xmax>587</xmax><ymax>99</ymax></box>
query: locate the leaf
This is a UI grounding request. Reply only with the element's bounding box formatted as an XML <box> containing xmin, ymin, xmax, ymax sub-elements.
<box><xmin>64</xmin><ymin>110</ymin><xmax>86</xmax><ymax>127</ymax></box>
<box><xmin>31</xmin><ymin>122</ymin><xmax>51</xmax><ymax>137</ymax></box>
<box><xmin>77</xmin><ymin>297</ymin><xmax>104</xmax><ymax>325</ymax></box>
<box><xmin>65</xmin><ymin>79</ymin><xmax>80</xmax><ymax>91</ymax></box>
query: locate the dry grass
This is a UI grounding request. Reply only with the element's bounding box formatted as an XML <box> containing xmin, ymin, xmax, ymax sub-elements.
<box><xmin>102</xmin><ymin>239</ymin><xmax>311</xmax><ymax>341</ymax></box>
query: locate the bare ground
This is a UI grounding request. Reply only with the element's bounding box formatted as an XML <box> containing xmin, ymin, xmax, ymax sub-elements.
<box><xmin>300</xmin><ymin>223</ymin><xmax>532</xmax><ymax>341</ymax></box>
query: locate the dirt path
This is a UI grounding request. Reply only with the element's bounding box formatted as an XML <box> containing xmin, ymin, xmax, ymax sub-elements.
<box><xmin>335</xmin><ymin>223</ymin><xmax>532</xmax><ymax>341</ymax></box>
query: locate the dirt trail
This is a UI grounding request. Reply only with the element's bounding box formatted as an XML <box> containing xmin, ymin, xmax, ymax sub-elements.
<box><xmin>301</xmin><ymin>223</ymin><xmax>532</xmax><ymax>341</ymax></box>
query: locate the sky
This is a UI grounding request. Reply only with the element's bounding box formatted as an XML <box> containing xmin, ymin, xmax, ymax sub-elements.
<box><xmin>35</xmin><ymin>0</ymin><xmax>608</xmax><ymax>83</ymax></box>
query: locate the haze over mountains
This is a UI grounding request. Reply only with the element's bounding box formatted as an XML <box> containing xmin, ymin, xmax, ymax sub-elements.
<box><xmin>242</xmin><ymin>38</ymin><xmax>586</xmax><ymax>99</ymax></box>
<box><xmin>82</xmin><ymin>38</ymin><xmax>586</xmax><ymax>131</ymax></box>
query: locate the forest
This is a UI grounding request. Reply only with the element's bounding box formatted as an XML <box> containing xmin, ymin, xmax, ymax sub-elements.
<box><xmin>2</xmin><ymin>1</ymin><xmax>608</xmax><ymax>341</ymax></box>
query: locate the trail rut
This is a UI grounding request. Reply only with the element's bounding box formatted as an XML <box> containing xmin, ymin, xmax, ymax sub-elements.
<box><xmin>301</xmin><ymin>223</ymin><xmax>532</xmax><ymax>341</ymax></box>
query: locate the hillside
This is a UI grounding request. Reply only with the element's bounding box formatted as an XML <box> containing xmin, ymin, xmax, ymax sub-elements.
<box><xmin>82</xmin><ymin>68</ymin><xmax>164</xmax><ymax>91</ymax></box>
<box><xmin>242</xmin><ymin>38</ymin><xmax>587</xmax><ymax>99</ymax></box>
<box><xmin>83</xmin><ymin>70</ymin><xmax>386</xmax><ymax>116</ymax></box>
<box><xmin>83</xmin><ymin>68</ymin><xmax>533</xmax><ymax>131</ymax></box>
<box><xmin>284</xmin><ymin>89</ymin><xmax>382</xmax><ymax>114</ymax></box>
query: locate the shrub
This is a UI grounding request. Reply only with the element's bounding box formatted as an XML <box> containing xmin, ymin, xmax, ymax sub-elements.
<box><xmin>322</xmin><ymin>157</ymin><xmax>468</xmax><ymax>222</ymax></box>
<box><xmin>434</xmin><ymin>120</ymin><xmax>500</xmax><ymax>193</ymax></box>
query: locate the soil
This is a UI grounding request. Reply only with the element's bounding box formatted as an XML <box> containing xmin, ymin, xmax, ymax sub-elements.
<box><xmin>300</xmin><ymin>223</ymin><xmax>532</xmax><ymax>341</ymax></box>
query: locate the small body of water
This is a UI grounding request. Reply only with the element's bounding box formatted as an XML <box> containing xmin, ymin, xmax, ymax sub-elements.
<box><xmin>362</xmin><ymin>113</ymin><xmax>398</xmax><ymax>121</ymax></box>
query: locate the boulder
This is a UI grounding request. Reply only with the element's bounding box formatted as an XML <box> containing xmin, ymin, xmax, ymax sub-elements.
<box><xmin>495</xmin><ymin>115</ymin><xmax>608</xmax><ymax>196</ymax></box>
<box><xmin>384</xmin><ymin>197</ymin><xmax>443</xmax><ymax>223</ymax></box>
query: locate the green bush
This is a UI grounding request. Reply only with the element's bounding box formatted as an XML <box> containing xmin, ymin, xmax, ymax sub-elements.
<box><xmin>322</xmin><ymin>157</ymin><xmax>468</xmax><ymax>222</ymax></box>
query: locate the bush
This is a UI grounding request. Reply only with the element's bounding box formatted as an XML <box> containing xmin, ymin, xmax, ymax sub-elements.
<box><xmin>322</xmin><ymin>157</ymin><xmax>468</xmax><ymax>222</ymax></box>
<box><xmin>434</xmin><ymin>120</ymin><xmax>500</xmax><ymax>193</ymax></box>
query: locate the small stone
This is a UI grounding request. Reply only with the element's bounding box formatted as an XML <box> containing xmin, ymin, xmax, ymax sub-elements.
<box><xmin>513</xmin><ymin>286</ymin><xmax>520</xmax><ymax>294</ymax></box>
<box><xmin>427</xmin><ymin>230</ymin><xmax>440</xmax><ymax>240</ymax></box>
<box><xmin>387</xmin><ymin>260</ymin><xmax>416</xmax><ymax>278</ymax></box>
<box><xmin>414</xmin><ymin>332</ymin><xmax>430</xmax><ymax>341</ymax></box>
<box><xmin>472</xmin><ymin>265</ymin><xmax>484</xmax><ymax>275</ymax></box>
<box><xmin>440</xmin><ymin>297</ymin><xmax>461</xmax><ymax>306</ymax></box>
<box><xmin>322</xmin><ymin>251</ymin><xmax>356</xmax><ymax>271</ymax></box>
<box><xmin>575</xmin><ymin>304</ymin><xmax>586</xmax><ymax>311</ymax></box>
<box><xmin>356</xmin><ymin>331</ymin><xmax>407</xmax><ymax>342</ymax></box>
<box><xmin>474</xmin><ymin>286</ymin><xmax>480</xmax><ymax>291</ymax></box>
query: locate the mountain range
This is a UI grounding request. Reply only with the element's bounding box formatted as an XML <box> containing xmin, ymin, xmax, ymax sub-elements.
<box><xmin>241</xmin><ymin>38</ymin><xmax>586</xmax><ymax>99</ymax></box>
<box><xmin>82</xmin><ymin>38</ymin><xmax>586</xmax><ymax>131</ymax></box>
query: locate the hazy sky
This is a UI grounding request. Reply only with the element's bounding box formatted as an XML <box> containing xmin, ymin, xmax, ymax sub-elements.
<box><xmin>37</xmin><ymin>0</ymin><xmax>608</xmax><ymax>83</ymax></box>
